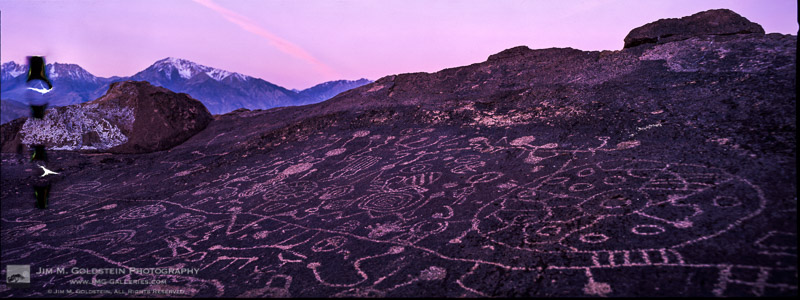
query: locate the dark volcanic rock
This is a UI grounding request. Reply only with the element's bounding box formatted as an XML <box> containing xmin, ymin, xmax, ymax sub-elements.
<box><xmin>0</xmin><ymin>81</ymin><xmax>212</xmax><ymax>154</ymax></box>
<box><xmin>487</xmin><ymin>45</ymin><xmax>535</xmax><ymax>60</ymax></box>
<box><xmin>623</xmin><ymin>9</ymin><xmax>765</xmax><ymax>48</ymax></box>
<box><xmin>0</xmin><ymin>9</ymin><xmax>795</xmax><ymax>298</ymax></box>
<box><xmin>103</xmin><ymin>81</ymin><xmax>213</xmax><ymax>153</ymax></box>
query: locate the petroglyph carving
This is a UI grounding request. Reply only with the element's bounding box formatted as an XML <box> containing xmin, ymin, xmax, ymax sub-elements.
<box><xmin>1</xmin><ymin>129</ymin><xmax>789</xmax><ymax>297</ymax></box>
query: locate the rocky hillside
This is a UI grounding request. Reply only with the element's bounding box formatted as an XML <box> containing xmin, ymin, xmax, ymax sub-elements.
<box><xmin>0</xmin><ymin>9</ymin><xmax>795</xmax><ymax>297</ymax></box>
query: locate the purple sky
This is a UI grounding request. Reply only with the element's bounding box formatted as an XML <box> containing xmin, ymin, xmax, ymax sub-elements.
<box><xmin>1</xmin><ymin>0</ymin><xmax>797</xmax><ymax>89</ymax></box>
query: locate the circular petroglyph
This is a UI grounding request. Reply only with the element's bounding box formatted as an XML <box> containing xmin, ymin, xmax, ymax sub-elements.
<box><xmin>411</xmin><ymin>221</ymin><xmax>448</xmax><ymax>235</ymax></box>
<box><xmin>357</xmin><ymin>192</ymin><xmax>421</xmax><ymax>213</ymax></box>
<box><xmin>577</xmin><ymin>168</ymin><xmax>595</xmax><ymax>177</ymax></box>
<box><xmin>631</xmin><ymin>224</ymin><xmax>666</xmax><ymax>236</ymax></box>
<box><xmin>579</xmin><ymin>233</ymin><xmax>610</xmax><ymax>244</ymax></box>
<box><xmin>166</xmin><ymin>214</ymin><xmax>207</xmax><ymax>230</ymax></box>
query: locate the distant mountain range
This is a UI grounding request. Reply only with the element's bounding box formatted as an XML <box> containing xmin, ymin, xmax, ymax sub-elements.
<box><xmin>0</xmin><ymin>58</ymin><xmax>371</xmax><ymax>123</ymax></box>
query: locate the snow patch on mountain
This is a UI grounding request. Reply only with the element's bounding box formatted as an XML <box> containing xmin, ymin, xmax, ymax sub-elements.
<box><xmin>48</xmin><ymin>66</ymin><xmax>60</xmax><ymax>79</ymax></box>
<box><xmin>1</xmin><ymin>62</ymin><xmax>28</xmax><ymax>80</ymax></box>
<box><xmin>206</xmin><ymin>69</ymin><xmax>231</xmax><ymax>81</ymax></box>
<box><xmin>8</xmin><ymin>69</ymin><xmax>25</xmax><ymax>78</ymax></box>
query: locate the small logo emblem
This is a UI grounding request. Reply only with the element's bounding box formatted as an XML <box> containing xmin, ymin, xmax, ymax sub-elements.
<box><xmin>6</xmin><ymin>265</ymin><xmax>31</xmax><ymax>288</ymax></box>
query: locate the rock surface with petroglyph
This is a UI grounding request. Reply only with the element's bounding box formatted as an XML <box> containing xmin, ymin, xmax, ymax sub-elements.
<box><xmin>0</xmin><ymin>9</ymin><xmax>795</xmax><ymax>297</ymax></box>
<box><xmin>1</xmin><ymin>81</ymin><xmax>213</xmax><ymax>154</ymax></box>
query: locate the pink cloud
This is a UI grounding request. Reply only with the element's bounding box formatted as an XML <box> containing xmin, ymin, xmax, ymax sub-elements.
<box><xmin>192</xmin><ymin>0</ymin><xmax>338</xmax><ymax>78</ymax></box>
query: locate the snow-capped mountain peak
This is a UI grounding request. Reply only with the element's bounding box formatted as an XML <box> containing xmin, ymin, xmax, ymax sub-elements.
<box><xmin>2</xmin><ymin>57</ymin><xmax>371</xmax><ymax>121</ymax></box>
<box><xmin>153</xmin><ymin>57</ymin><xmax>200</xmax><ymax>79</ymax></box>
<box><xmin>47</xmin><ymin>63</ymin><xmax>98</xmax><ymax>82</ymax></box>
<box><xmin>1</xmin><ymin>61</ymin><xmax>28</xmax><ymax>80</ymax></box>
<box><xmin>2</xmin><ymin>61</ymin><xmax>98</xmax><ymax>83</ymax></box>
<box><xmin>151</xmin><ymin>57</ymin><xmax>248</xmax><ymax>81</ymax></box>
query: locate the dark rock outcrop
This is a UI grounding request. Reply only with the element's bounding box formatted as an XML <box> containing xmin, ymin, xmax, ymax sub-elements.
<box><xmin>0</xmin><ymin>117</ymin><xmax>26</xmax><ymax>153</ymax></box>
<box><xmin>102</xmin><ymin>81</ymin><xmax>213</xmax><ymax>153</ymax></box>
<box><xmin>623</xmin><ymin>9</ymin><xmax>765</xmax><ymax>48</ymax></box>
<box><xmin>0</xmin><ymin>81</ymin><xmax>212</xmax><ymax>153</ymax></box>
